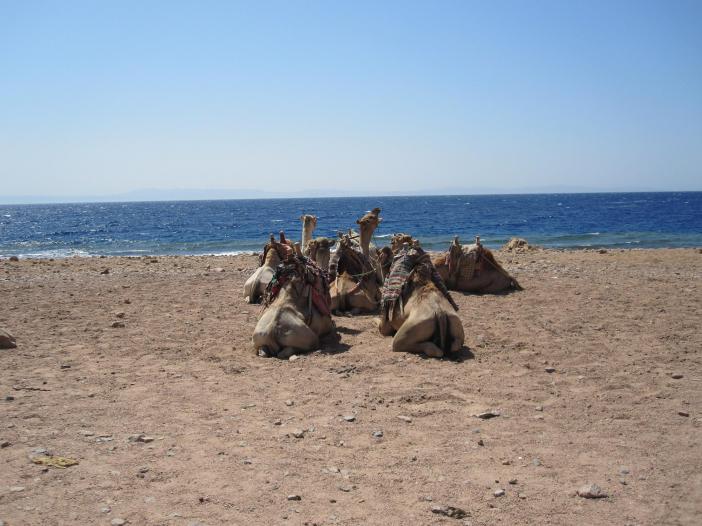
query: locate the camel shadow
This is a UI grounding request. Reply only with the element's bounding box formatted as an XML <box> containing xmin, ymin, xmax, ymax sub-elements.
<box><xmin>318</xmin><ymin>332</ymin><xmax>352</xmax><ymax>355</ymax></box>
<box><xmin>417</xmin><ymin>346</ymin><xmax>474</xmax><ymax>362</ymax></box>
<box><xmin>335</xmin><ymin>325</ymin><xmax>363</xmax><ymax>335</ymax></box>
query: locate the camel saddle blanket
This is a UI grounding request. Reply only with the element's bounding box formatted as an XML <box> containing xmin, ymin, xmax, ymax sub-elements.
<box><xmin>381</xmin><ymin>246</ymin><xmax>458</xmax><ymax>318</ymax></box>
<box><xmin>264</xmin><ymin>256</ymin><xmax>331</xmax><ymax>317</ymax></box>
<box><xmin>448</xmin><ymin>244</ymin><xmax>479</xmax><ymax>281</ymax></box>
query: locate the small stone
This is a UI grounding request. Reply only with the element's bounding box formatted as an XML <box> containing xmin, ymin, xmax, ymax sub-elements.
<box><xmin>532</xmin><ymin>458</ymin><xmax>542</xmax><ymax>466</ymax></box>
<box><xmin>619</xmin><ymin>467</ymin><xmax>630</xmax><ymax>475</ymax></box>
<box><xmin>576</xmin><ymin>483</ymin><xmax>608</xmax><ymax>499</ymax></box>
<box><xmin>343</xmin><ymin>415</ymin><xmax>356</xmax><ymax>422</ymax></box>
<box><xmin>477</xmin><ymin>439</ymin><xmax>484</xmax><ymax>446</ymax></box>
<box><xmin>115</xmin><ymin>312</ymin><xmax>126</xmax><ymax>318</ymax></box>
<box><xmin>476</xmin><ymin>410</ymin><xmax>500</xmax><ymax>419</ymax></box>
<box><xmin>545</xmin><ymin>367</ymin><xmax>556</xmax><ymax>373</ymax></box>
<box><xmin>79</xmin><ymin>430</ymin><xmax>94</xmax><ymax>436</ymax></box>
<box><xmin>508</xmin><ymin>479</ymin><xmax>517</xmax><ymax>485</ymax></box>
<box><xmin>288</xmin><ymin>354</ymin><xmax>299</xmax><ymax>362</ymax></box>
<box><xmin>111</xmin><ymin>321</ymin><xmax>125</xmax><ymax>328</ymax></box>
<box><xmin>671</xmin><ymin>373</ymin><xmax>683</xmax><ymax>379</ymax></box>
<box><xmin>0</xmin><ymin>440</ymin><xmax>11</xmax><ymax>448</ymax></box>
<box><xmin>138</xmin><ymin>466</ymin><xmax>149</xmax><ymax>473</ymax></box>
<box><xmin>100</xmin><ymin>268</ymin><xmax>110</xmax><ymax>274</ymax></box>
<box><xmin>212</xmin><ymin>267</ymin><xmax>225</xmax><ymax>273</ymax></box>
<box><xmin>60</xmin><ymin>363</ymin><xmax>71</xmax><ymax>369</ymax></box>
<box><xmin>5</xmin><ymin>395</ymin><xmax>14</xmax><ymax>401</ymax></box>
<box><xmin>501</xmin><ymin>460</ymin><xmax>511</xmax><ymax>465</ymax></box>
<box><xmin>397</xmin><ymin>415</ymin><xmax>412</xmax><ymax>423</ymax></box>
<box><xmin>291</xmin><ymin>429</ymin><xmax>305</xmax><ymax>439</ymax></box>
<box><xmin>110</xmin><ymin>519</ymin><xmax>126</xmax><ymax>526</ymax></box>
<box><xmin>285</xmin><ymin>400</ymin><xmax>294</xmax><ymax>406</ymax></box>
<box><xmin>518</xmin><ymin>493</ymin><xmax>527</xmax><ymax>499</ymax></box>
<box><xmin>431</xmin><ymin>505</ymin><xmax>468</xmax><ymax>519</ymax></box>
<box><xmin>243</xmin><ymin>459</ymin><xmax>253</xmax><ymax>465</ymax></box>
<box><xmin>287</xmin><ymin>494</ymin><xmax>301</xmax><ymax>501</ymax></box>
<box><xmin>101</xmin><ymin>507</ymin><xmax>112</xmax><ymax>513</ymax></box>
<box><xmin>338</xmin><ymin>485</ymin><xmax>353</xmax><ymax>492</ymax></box>
<box><xmin>494</xmin><ymin>489</ymin><xmax>505</xmax><ymax>497</ymax></box>
<box><xmin>273</xmin><ymin>419</ymin><xmax>282</xmax><ymax>426</ymax></box>
<box><xmin>678</xmin><ymin>411</ymin><xmax>690</xmax><ymax>417</ymax></box>
<box><xmin>9</xmin><ymin>255</ymin><xmax>19</xmax><ymax>261</ymax></box>
<box><xmin>535</xmin><ymin>405</ymin><xmax>544</xmax><ymax>411</ymax></box>
<box><xmin>372</xmin><ymin>431</ymin><xmax>383</xmax><ymax>438</ymax></box>
<box><xmin>0</xmin><ymin>328</ymin><xmax>16</xmax><ymax>349</ymax></box>
<box><xmin>10</xmin><ymin>486</ymin><xmax>25</xmax><ymax>492</ymax></box>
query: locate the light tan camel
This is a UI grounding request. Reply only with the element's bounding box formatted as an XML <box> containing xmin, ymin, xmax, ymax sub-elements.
<box><xmin>252</xmin><ymin>253</ymin><xmax>334</xmax><ymax>359</ymax></box>
<box><xmin>300</xmin><ymin>214</ymin><xmax>317</xmax><ymax>254</ymax></box>
<box><xmin>328</xmin><ymin>234</ymin><xmax>381</xmax><ymax>313</ymax></box>
<box><xmin>244</xmin><ymin>233</ymin><xmax>292</xmax><ymax>304</ymax></box>
<box><xmin>432</xmin><ymin>236</ymin><xmax>521</xmax><ymax>293</ymax></box>
<box><xmin>305</xmin><ymin>237</ymin><xmax>335</xmax><ymax>272</ymax></box>
<box><xmin>378</xmin><ymin>240</ymin><xmax>464</xmax><ymax>358</ymax></box>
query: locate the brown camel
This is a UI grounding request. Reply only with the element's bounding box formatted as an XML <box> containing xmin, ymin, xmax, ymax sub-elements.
<box><xmin>305</xmin><ymin>237</ymin><xmax>335</xmax><ymax>272</ymax></box>
<box><xmin>244</xmin><ymin>233</ymin><xmax>292</xmax><ymax>304</ymax></box>
<box><xmin>328</xmin><ymin>233</ymin><xmax>381</xmax><ymax>313</ymax></box>
<box><xmin>252</xmin><ymin>253</ymin><xmax>334</xmax><ymax>359</ymax></box>
<box><xmin>432</xmin><ymin>236</ymin><xmax>521</xmax><ymax>293</ymax></box>
<box><xmin>300</xmin><ymin>214</ymin><xmax>317</xmax><ymax>254</ymax></box>
<box><xmin>378</xmin><ymin>240</ymin><xmax>464</xmax><ymax>358</ymax></box>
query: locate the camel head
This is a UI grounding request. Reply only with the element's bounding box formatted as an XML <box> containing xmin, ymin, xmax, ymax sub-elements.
<box><xmin>390</xmin><ymin>233</ymin><xmax>414</xmax><ymax>254</ymax></box>
<box><xmin>306</xmin><ymin>237</ymin><xmax>335</xmax><ymax>271</ymax></box>
<box><xmin>261</xmin><ymin>234</ymin><xmax>293</xmax><ymax>266</ymax></box>
<box><xmin>300</xmin><ymin>214</ymin><xmax>318</xmax><ymax>231</ymax></box>
<box><xmin>355</xmin><ymin>208</ymin><xmax>382</xmax><ymax>257</ymax></box>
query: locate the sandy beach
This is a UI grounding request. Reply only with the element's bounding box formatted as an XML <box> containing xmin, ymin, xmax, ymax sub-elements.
<box><xmin>1</xmin><ymin>247</ymin><xmax>700</xmax><ymax>526</ymax></box>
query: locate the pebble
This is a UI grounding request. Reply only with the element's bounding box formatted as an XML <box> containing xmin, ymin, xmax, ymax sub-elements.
<box><xmin>287</xmin><ymin>494</ymin><xmax>301</xmax><ymax>501</ymax></box>
<box><xmin>532</xmin><ymin>458</ymin><xmax>542</xmax><ymax>466</ymax></box>
<box><xmin>111</xmin><ymin>321</ymin><xmax>125</xmax><ymax>328</ymax></box>
<box><xmin>10</xmin><ymin>486</ymin><xmax>25</xmax><ymax>492</ymax></box>
<box><xmin>0</xmin><ymin>440</ymin><xmax>11</xmax><ymax>448</ymax></box>
<box><xmin>5</xmin><ymin>396</ymin><xmax>14</xmax><ymax>401</ymax></box>
<box><xmin>508</xmin><ymin>479</ymin><xmax>518</xmax><ymax>485</ymax></box>
<box><xmin>535</xmin><ymin>405</ymin><xmax>544</xmax><ymax>411</ymax></box>
<box><xmin>273</xmin><ymin>419</ymin><xmax>282</xmax><ymax>426</ymax></box>
<box><xmin>100</xmin><ymin>268</ymin><xmax>110</xmax><ymax>274</ymax></box>
<box><xmin>619</xmin><ymin>467</ymin><xmax>630</xmax><ymax>475</ymax></box>
<box><xmin>518</xmin><ymin>493</ymin><xmax>527</xmax><ymax>499</ymax></box>
<box><xmin>431</xmin><ymin>505</ymin><xmax>468</xmax><ymax>519</ymax></box>
<box><xmin>372</xmin><ymin>431</ymin><xmax>383</xmax><ymax>438</ymax></box>
<box><xmin>397</xmin><ymin>415</ymin><xmax>412</xmax><ymax>423</ymax></box>
<box><xmin>101</xmin><ymin>507</ymin><xmax>112</xmax><ymax>513</ymax></box>
<box><xmin>115</xmin><ymin>312</ymin><xmax>126</xmax><ymax>318</ymax></box>
<box><xmin>576</xmin><ymin>483</ymin><xmax>608</xmax><ymax>499</ymax></box>
<box><xmin>477</xmin><ymin>410</ymin><xmax>500</xmax><ymax>419</ymax></box>
<box><xmin>288</xmin><ymin>355</ymin><xmax>299</xmax><ymax>362</ymax></box>
<box><xmin>285</xmin><ymin>400</ymin><xmax>294</xmax><ymax>406</ymax></box>
<box><xmin>291</xmin><ymin>429</ymin><xmax>306</xmax><ymax>439</ymax></box>
<box><xmin>545</xmin><ymin>367</ymin><xmax>556</xmax><ymax>373</ymax></box>
<box><xmin>343</xmin><ymin>415</ymin><xmax>356</xmax><ymax>422</ymax></box>
<box><xmin>477</xmin><ymin>439</ymin><xmax>484</xmax><ymax>446</ymax></box>
<box><xmin>0</xmin><ymin>329</ymin><xmax>16</xmax><ymax>349</ymax></box>
<box><xmin>110</xmin><ymin>519</ymin><xmax>126</xmax><ymax>526</ymax></box>
<box><xmin>671</xmin><ymin>373</ymin><xmax>683</xmax><ymax>379</ymax></box>
<box><xmin>494</xmin><ymin>489</ymin><xmax>505</xmax><ymax>497</ymax></box>
<box><xmin>678</xmin><ymin>411</ymin><xmax>690</xmax><ymax>417</ymax></box>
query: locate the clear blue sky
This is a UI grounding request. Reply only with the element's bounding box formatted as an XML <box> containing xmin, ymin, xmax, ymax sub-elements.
<box><xmin>1</xmin><ymin>0</ymin><xmax>701</xmax><ymax>200</ymax></box>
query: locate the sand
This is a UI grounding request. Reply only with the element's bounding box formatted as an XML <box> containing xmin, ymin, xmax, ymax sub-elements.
<box><xmin>0</xmin><ymin>248</ymin><xmax>700</xmax><ymax>525</ymax></box>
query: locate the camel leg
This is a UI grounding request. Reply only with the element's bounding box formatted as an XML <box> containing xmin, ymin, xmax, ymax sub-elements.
<box><xmin>448</xmin><ymin>316</ymin><xmax>465</xmax><ymax>352</ymax></box>
<box><xmin>276</xmin><ymin>310</ymin><xmax>320</xmax><ymax>353</ymax></box>
<box><xmin>392</xmin><ymin>317</ymin><xmax>444</xmax><ymax>358</ymax></box>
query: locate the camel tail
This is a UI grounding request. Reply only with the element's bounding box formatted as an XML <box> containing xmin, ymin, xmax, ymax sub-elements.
<box><xmin>249</xmin><ymin>273</ymin><xmax>264</xmax><ymax>304</ymax></box>
<box><xmin>434</xmin><ymin>312</ymin><xmax>450</xmax><ymax>353</ymax></box>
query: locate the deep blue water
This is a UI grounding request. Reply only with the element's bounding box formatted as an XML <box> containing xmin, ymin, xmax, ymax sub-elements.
<box><xmin>1</xmin><ymin>193</ymin><xmax>700</xmax><ymax>257</ymax></box>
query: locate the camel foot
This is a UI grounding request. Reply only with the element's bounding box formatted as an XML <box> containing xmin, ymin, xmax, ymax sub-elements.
<box><xmin>277</xmin><ymin>347</ymin><xmax>296</xmax><ymax>360</ymax></box>
<box><xmin>424</xmin><ymin>347</ymin><xmax>444</xmax><ymax>358</ymax></box>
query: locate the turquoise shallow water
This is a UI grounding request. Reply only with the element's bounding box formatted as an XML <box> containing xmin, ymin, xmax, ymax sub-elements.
<box><xmin>0</xmin><ymin>192</ymin><xmax>700</xmax><ymax>257</ymax></box>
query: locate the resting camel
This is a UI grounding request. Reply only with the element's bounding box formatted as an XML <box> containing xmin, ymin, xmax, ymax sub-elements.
<box><xmin>378</xmin><ymin>240</ymin><xmax>464</xmax><ymax>358</ymax></box>
<box><xmin>244</xmin><ymin>232</ymin><xmax>292</xmax><ymax>304</ymax></box>
<box><xmin>300</xmin><ymin>214</ymin><xmax>317</xmax><ymax>254</ymax></box>
<box><xmin>305</xmin><ymin>237</ymin><xmax>335</xmax><ymax>272</ymax></box>
<box><xmin>328</xmin><ymin>208</ymin><xmax>386</xmax><ymax>313</ymax></box>
<box><xmin>252</xmin><ymin>251</ymin><xmax>335</xmax><ymax>359</ymax></box>
<box><xmin>432</xmin><ymin>236</ymin><xmax>521</xmax><ymax>293</ymax></box>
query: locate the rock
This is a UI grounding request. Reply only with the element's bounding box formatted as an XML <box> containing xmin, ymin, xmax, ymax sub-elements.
<box><xmin>431</xmin><ymin>505</ymin><xmax>468</xmax><ymax>519</ymax></box>
<box><xmin>9</xmin><ymin>255</ymin><xmax>19</xmax><ymax>261</ymax></box>
<box><xmin>10</xmin><ymin>486</ymin><xmax>25</xmax><ymax>492</ymax></box>
<box><xmin>671</xmin><ymin>373</ymin><xmax>683</xmax><ymax>379</ymax></box>
<box><xmin>535</xmin><ymin>405</ymin><xmax>544</xmax><ymax>411</ymax></box>
<box><xmin>598</xmin><ymin>249</ymin><xmax>608</xmax><ymax>254</ymax></box>
<box><xmin>518</xmin><ymin>493</ymin><xmax>527</xmax><ymax>499</ymax></box>
<box><xmin>287</xmin><ymin>494</ymin><xmax>301</xmax><ymax>501</ymax></box>
<box><xmin>110</xmin><ymin>519</ymin><xmax>127</xmax><ymax>526</ymax></box>
<box><xmin>291</xmin><ymin>429</ymin><xmax>306</xmax><ymax>439</ymax></box>
<box><xmin>0</xmin><ymin>329</ymin><xmax>17</xmax><ymax>349</ymax></box>
<box><xmin>127</xmin><ymin>433</ymin><xmax>154</xmax><ymax>443</ymax></box>
<box><xmin>115</xmin><ymin>312</ymin><xmax>126</xmax><ymax>319</ymax></box>
<box><xmin>477</xmin><ymin>439</ymin><xmax>484</xmax><ymax>446</ymax></box>
<box><xmin>338</xmin><ymin>485</ymin><xmax>353</xmax><ymax>492</ymax></box>
<box><xmin>285</xmin><ymin>400</ymin><xmax>294</xmax><ymax>406</ymax></box>
<box><xmin>343</xmin><ymin>415</ymin><xmax>356</xmax><ymax>422</ymax></box>
<box><xmin>576</xmin><ymin>483</ymin><xmax>608</xmax><ymax>499</ymax></box>
<box><xmin>101</xmin><ymin>507</ymin><xmax>112</xmax><ymax>513</ymax></box>
<box><xmin>678</xmin><ymin>411</ymin><xmax>690</xmax><ymax>417</ymax></box>
<box><xmin>509</xmin><ymin>478</ymin><xmax>518</xmax><ymax>485</ymax></box>
<box><xmin>502</xmin><ymin>238</ymin><xmax>530</xmax><ymax>252</ymax></box>
<box><xmin>619</xmin><ymin>467</ymin><xmax>630</xmax><ymax>475</ymax></box>
<box><xmin>476</xmin><ymin>410</ymin><xmax>500</xmax><ymax>419</ymax></box>
<box><xmin>532</xmin><ymin>458</ymin><xmax>542</xmax><ymax>466</ymax></box>
<box><xmin>100</xmin><ymin>268</ymin><xmax>110</xmax><ymax>275</ymax></box>
<box><xmin>212</xmin><ymin>267</ymin><xmax>225</xmax><ymax>273</ymax></box>
<box><xmin>5</xmin><ymin>395</ymin><xmax>15</xmax><ymax>401</ymax></box>
<box><xmin>397</xmin><ymin>415</ymin><xmax>412</xmax><ymax>423</ymax></box>
<box><xmin>0</xmin><ymin>440</ymin><xmax>11</xmax><ymax>448</ymax></box>
<box><xmin>494</xmin><ymin>489</ymin><xmax>505</xmax><ymax>497</ymax></box>
<box><xmin>288</xmin><ymin>354</ymin><xmax>299</xmax><ymax>362</ymax></box>
<box><xmin>111</xmin><ymin>321</ymin><xmax>125</xmax><ymax>328</ymax></box>
<box><xmin>545</xmin><ymin>367</ymin><xmax>556</xmax><ymax>373</ymax></box>
<box><xmin>273</xmin><ymin>419</ymin><xmax>282</xmax><ymax>426</ymax></box>
<box><xmin>372</xmin><ymin>431</ymin><xmax>383</xmax><ymax>438</ymax></box>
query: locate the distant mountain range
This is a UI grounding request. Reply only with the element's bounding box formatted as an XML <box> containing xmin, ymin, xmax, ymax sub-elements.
<box><xmin>0</xmin><ymin>185</ymin><xmax>696</xmax><ymax>205</ymax></box>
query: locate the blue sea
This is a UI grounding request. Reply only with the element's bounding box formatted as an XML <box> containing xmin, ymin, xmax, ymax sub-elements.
<box><xmin>0</xmin><ymin>193</ymin><xmax>700</xmax><ymax>258</ymax></box>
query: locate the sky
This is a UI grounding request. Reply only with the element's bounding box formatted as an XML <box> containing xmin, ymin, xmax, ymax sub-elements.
<box><xmin>1</xmin><ymin>0</ymin><xmax>701</xmax><ymax>202</ymax></box>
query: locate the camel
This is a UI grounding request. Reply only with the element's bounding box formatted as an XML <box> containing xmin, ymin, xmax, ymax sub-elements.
<box><xmin>432</xmin><ymin>236</ymin><xmax>522</xmax><ymax>293</ymax></box>
<box><xmin>300</xmin><ymin>214</ymin><xmax>317</xmax><ymax>254</ymax></box>
<box><xmin>244</xmin><ymin>233</ymin><xmax>293</xmax><ymax>304</ymax></box>
<box><xmin>328</xmin><ymin>233</ymin><xmax>381</xmax><ymax>313</ymax></box>
<box><xmin>252</xmin><ymin>252</ymin><xmax>335</xmax><ymax>359</ymax></box>
<box><xmin>305</xmin><ymin>237</ymin><xmax>335</xmax><ymax>272</ymax></box>
<box><xmin>378</xmin><ymin>240</ymin><xmax>464</xmax><ymax>358</ymax></box>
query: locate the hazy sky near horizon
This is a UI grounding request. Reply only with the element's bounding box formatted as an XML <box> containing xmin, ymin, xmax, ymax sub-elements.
<box><xmin>1</xmin><ymin>0</ymin><xmax>701</xmax><ymax>199</ymax></box>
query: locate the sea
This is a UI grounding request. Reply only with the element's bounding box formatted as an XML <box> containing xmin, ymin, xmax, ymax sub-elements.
<box><xmin>1</xmin><ymin>192</ymin><xmax>700</xmax><ymax>258</ymax></box>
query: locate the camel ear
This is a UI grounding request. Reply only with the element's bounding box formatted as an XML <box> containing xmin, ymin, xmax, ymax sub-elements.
<box><xmin>356</xmin><ymin>219</ymin><xmax>361</xmax><ymax>225</ymax></box>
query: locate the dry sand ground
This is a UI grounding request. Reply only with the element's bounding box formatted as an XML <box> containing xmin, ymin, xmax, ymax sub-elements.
<box><xmin>1</xmin><ymin>248</ymin><xmax>700</xmax><ymax>526</ymax></box>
